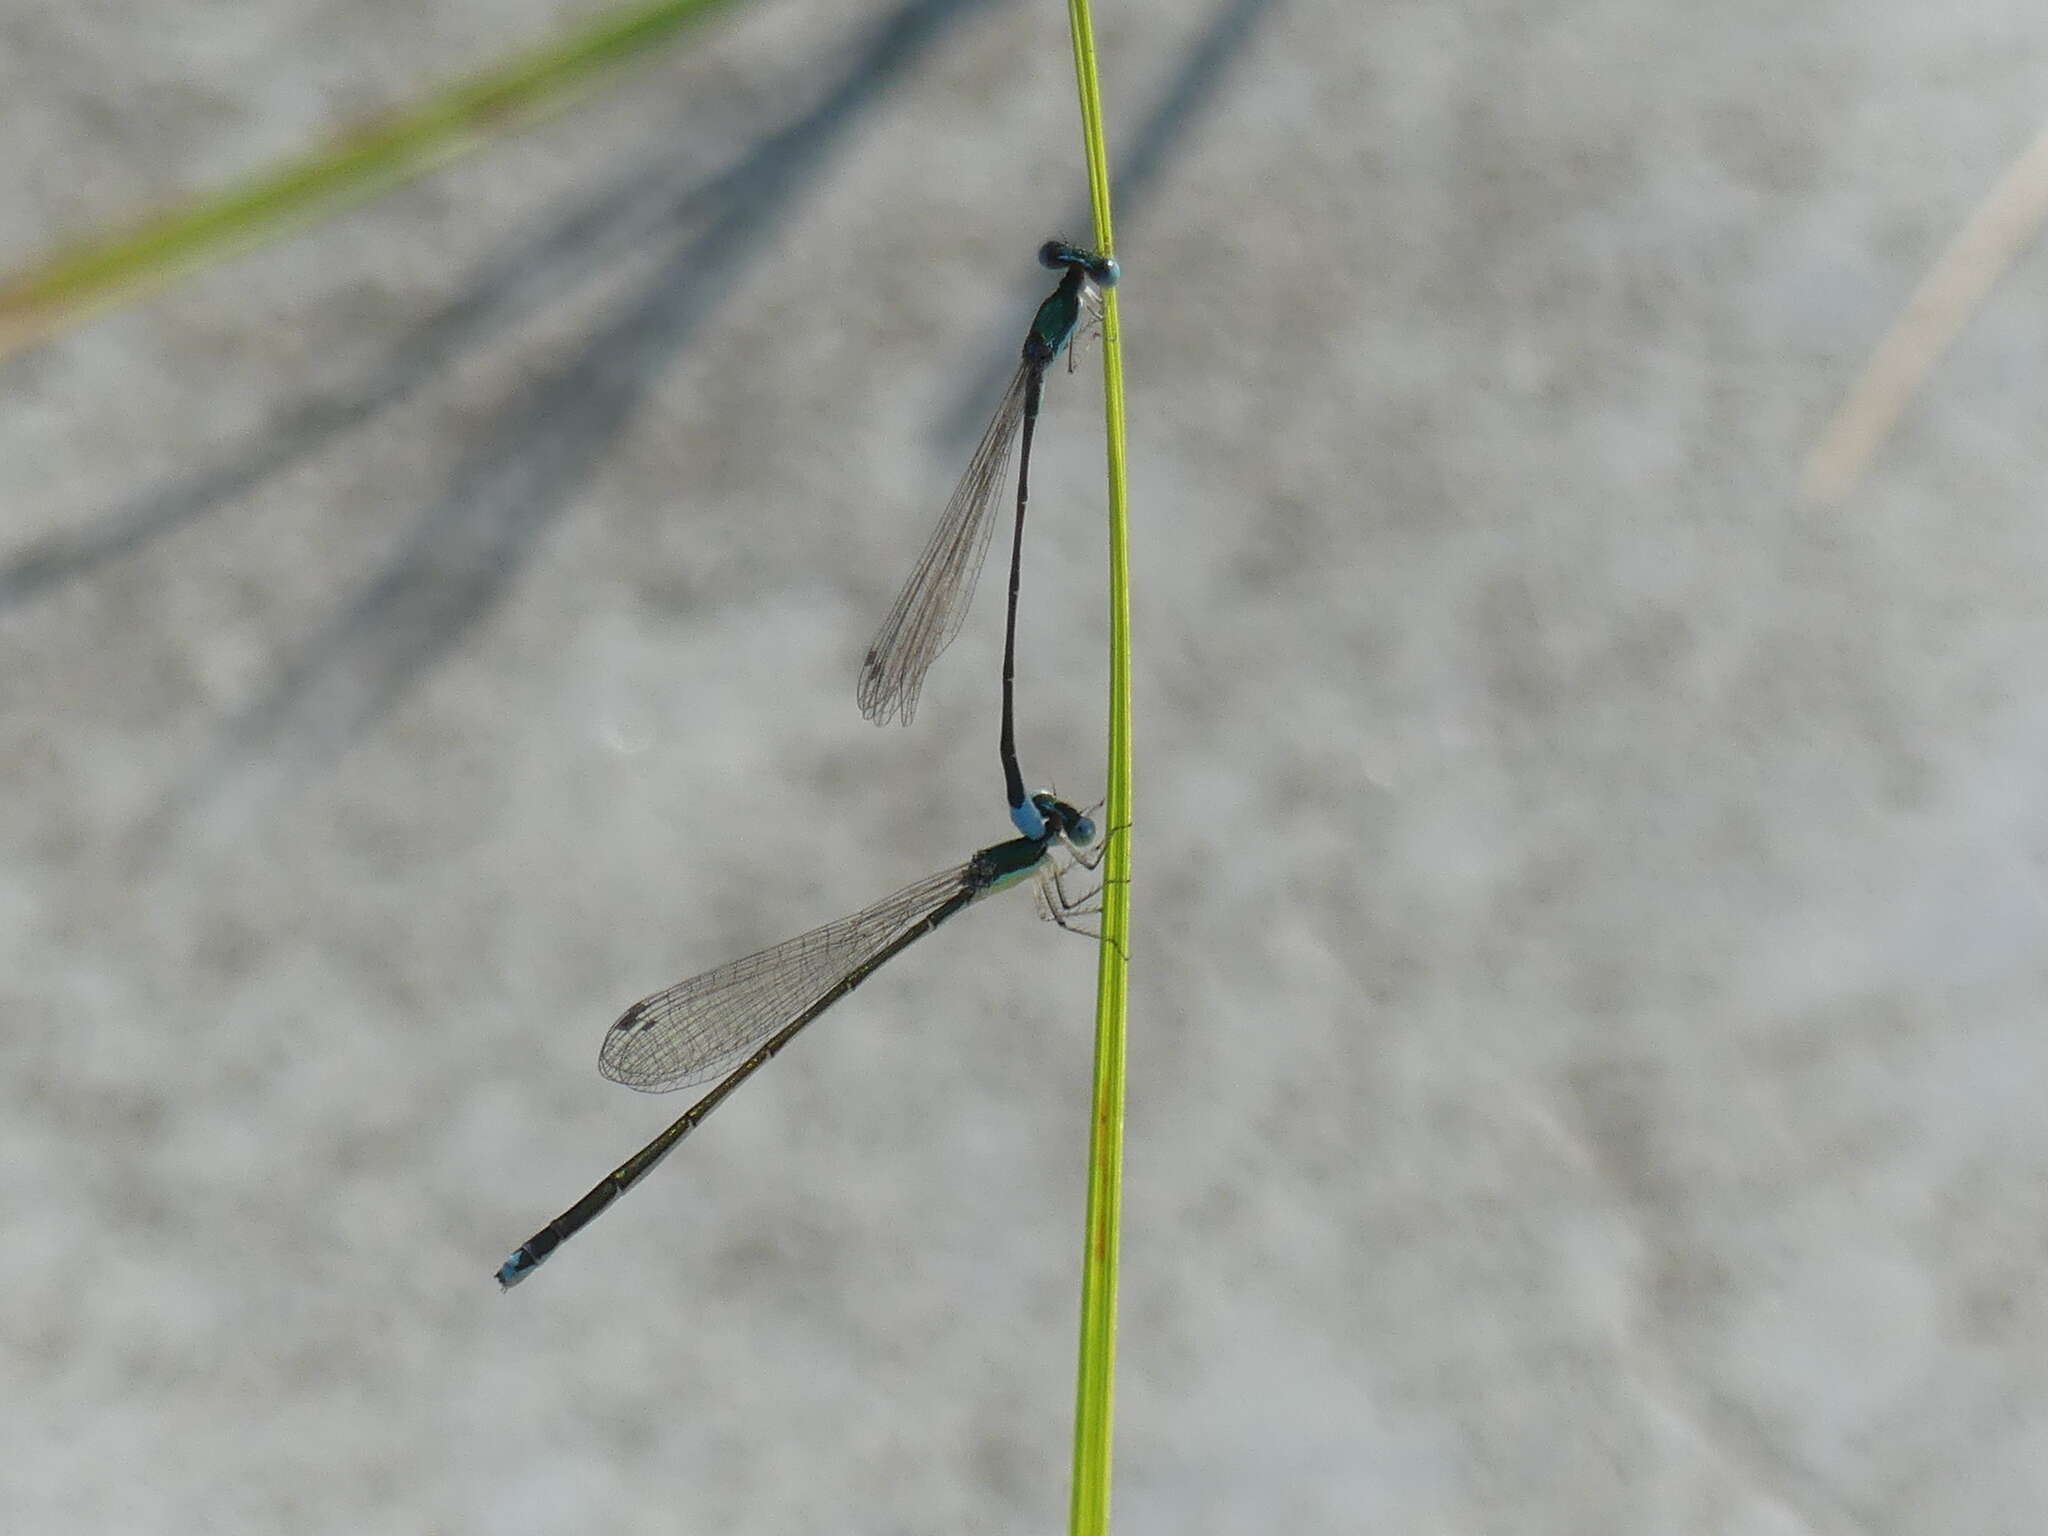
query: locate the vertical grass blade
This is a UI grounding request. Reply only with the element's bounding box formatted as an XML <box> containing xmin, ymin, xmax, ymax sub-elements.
<box><xmin>1063</xmin><ymin>0</ymin><xmax>1131</xmax><ymax>1531</ymax></box>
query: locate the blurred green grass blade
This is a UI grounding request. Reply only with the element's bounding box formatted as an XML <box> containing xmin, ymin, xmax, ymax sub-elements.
<box><xmin>1064</xmin><ymin>0</ymin><xmax>1130</xmax><ymax>1531</ymax></box>
<box><xmin>0</xmin><ymin>0</ymin><xmax>740</xmax><ymax>359</ymax></box>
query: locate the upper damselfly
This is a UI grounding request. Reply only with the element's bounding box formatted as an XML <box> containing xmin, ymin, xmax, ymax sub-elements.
<box><xmin>857</xmin><ymin>241</ymin><xmax>1118</xmax><ymax>837</ymax></box>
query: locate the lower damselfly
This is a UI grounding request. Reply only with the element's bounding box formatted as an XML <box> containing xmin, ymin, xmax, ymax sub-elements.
<box><xmin>496</xmin><ymin>794</ymin><xmax>1102</xmax><ymax>1288</ymax></box>
<box><xmin>857</xmin><ymin>241</ymin><xmax>1119</xmax><ymax>838</ymax></box>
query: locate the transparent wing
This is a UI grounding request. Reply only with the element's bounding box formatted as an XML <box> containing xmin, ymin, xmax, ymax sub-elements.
<box><xmin>598</xmin><ymin>861</ymin><xmax>976</xmax><ymax>1093</ymax></box>
<box><xmin>857</xmin><ymin>363</ymin><xmax>1030</xmax><ymax>725</ymax></box>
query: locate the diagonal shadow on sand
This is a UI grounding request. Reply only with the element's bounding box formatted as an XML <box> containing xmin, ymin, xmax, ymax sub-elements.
<box><xmin>157</xmin><ymin>0</ymin><xmax>1001</xmax><ymax>832</ymax></box>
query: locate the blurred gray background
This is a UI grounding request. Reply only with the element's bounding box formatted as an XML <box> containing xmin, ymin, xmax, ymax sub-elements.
<box><xmin>6</xmin><ymin>0</ymin><xmax>2048</xmax><ymax>1530</ymax></box>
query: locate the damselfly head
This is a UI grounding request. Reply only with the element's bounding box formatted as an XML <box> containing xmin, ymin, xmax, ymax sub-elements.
<box><xmin>1031</xmin><ymin>792</ymin><xmax>1097</xmax><ymax>847</ymax></box>
<box><xmin>1037</xmin><ymin>240</ymin><xmax>1119</xmax><ymax>291</ymax></box>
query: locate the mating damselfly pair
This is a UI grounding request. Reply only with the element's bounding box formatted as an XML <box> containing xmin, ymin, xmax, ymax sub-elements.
<box><xmin>497</xmin><ymin>241</ymin><xmax>1120</xmax><ymax>1288</ymax></box>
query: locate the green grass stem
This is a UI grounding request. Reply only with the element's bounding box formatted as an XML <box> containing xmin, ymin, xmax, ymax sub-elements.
<box><xmin>0</xmin><ymin>0</ymin><xmax>737</xmax><ymax>359</ymax></box>
<box><xmin>1064</xmin><ymin>0</ymin><xmax>1131</xmax><ymax>1531</ymax></box>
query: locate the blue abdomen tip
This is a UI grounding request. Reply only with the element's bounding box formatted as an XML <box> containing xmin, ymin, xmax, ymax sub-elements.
<box><xmin>496</xmin><ymin>1252</ymin><xmax>535</xmax><ymax>1289</ymax></box>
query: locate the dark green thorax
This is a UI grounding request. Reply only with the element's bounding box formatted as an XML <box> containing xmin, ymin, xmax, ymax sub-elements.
<box><xmin>972</xmin><ymin>832</ymin><xmax>1053</xmax><ymax>893</ymax></box>
<box><xmin>1023</xmin><ymin>264</ymin><xmax>1090</xmax><ymax>368</ymax></box>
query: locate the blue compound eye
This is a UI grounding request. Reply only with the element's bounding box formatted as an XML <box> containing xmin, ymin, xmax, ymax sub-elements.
<box><xmin>1091</xmin><ymin>254</ymin><xmax>1120</xmax><ymax>290</ymax></box>
<box><xmin>1070</xmin><ymin>814</ymin><xmax>1097</xmax><ymax>846</ymax></box>
<box><xmin>1038</xmin><ymin>239</ymin><xmax>1069</xmax><ymax>269</ymax></box>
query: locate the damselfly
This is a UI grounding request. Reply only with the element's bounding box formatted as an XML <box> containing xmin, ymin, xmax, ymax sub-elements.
<box><xmin>857</xmin><ymin>241</ymin><xmax>1118</xmax><ymax>837</ymax></box>
<box><xmin>496</xmin><ymin>794</ymin><xmax>1102</xmax><ymax>1288</ymax></box>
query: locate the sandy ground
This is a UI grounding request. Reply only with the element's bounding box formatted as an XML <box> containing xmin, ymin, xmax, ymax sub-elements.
<box><xmin>5</xmin><ymin>1</ymin><xmax>2048</xmax><ymax>1531</ymax></box>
